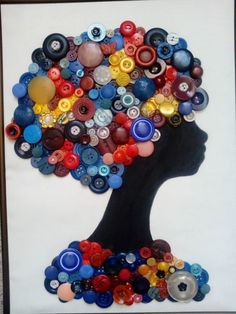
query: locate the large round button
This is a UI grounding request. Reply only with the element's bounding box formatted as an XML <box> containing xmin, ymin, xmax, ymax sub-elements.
<box><xmin>94</xmin><ymin>108</ymin><xmax>113</xmax><ymax>127</ymax></box>
<box><xmin>28</xmin><ymin>76</ymin><xmax>56</xmax><ymax>103</ymax></box>
<box><xmin>13</xmin><ymin>105</ymin><xmax>35</xmax><ymax>127</ymax></box>
<box><xmin>92</xmin><ymin>275</ymin><xmax>111</xmax><ymax>292</ymax></box>
<box><xmin>144</xmin><ymin>27</ymin><xmax>168</xmax><ymax>47</ymax></box>
<box><xmin>171</xmin><ymin>76</ymin><xmax>196</xmax><ymax>101</ymax></box>
<box><xmin>190</xmin><ymin>88</ymin><xmax>209</xmax><ymax>111</ymax></box>
<box><xmin>130</xmin><ymin>117</ymin><xmax>155</xmax><ymax>142</ymax></box>
<box><xmin>93</xmin><ymin>65</ymin><xmax>112</xmax><ymax>85</ymax></box>
<box><xmin>89</xmin><ymin>175</ymin><xmax>109</xmax><ymax>194</ymax></box>
<box><xmin>42</xmin><ymin>128</ymin><xmax>64</xmax><ymax>150</ymax></box>
<box><xmin>72</xmin><ymin>98</ymin><xmax>96</xmax><ymax>121</ymax></box>
<box><xmin>23</xmin><ymin>124</ymin><xmax>42</xmax><ymax>144</ymax></box>
<box><xmin>171</xmin><ymin>49</ymin><xmax>194</xmax><ymax>72</ymax></box>
<box><xmin>135</xmin><ymin>45</ymin><xmax>157</xmax><ymax>68</ymax></box>
<box><xmin>42</xmin><ymin>33</ymin><xmax>69</xmax><ymax>61</ymax></box>
<box><xmin>96</xmin><ymin>291</ymin><xmax>113</xmax><ymax>308</ymax></box>
<box><xmin>78</xmin><ymin>42</ymin><xmax>104</xmax><ymax>67</ymax></box>
<box><xmin>64</xmin><ymin>120</ymin><xmax>86</xmax><ymax>143</ymax></box>
<box><xmin>57</xmin><ymin>248</ymin><xmax>82</xmax><ymax>273</ymax></box>
<box><xmin>132</xmin><ymin>77</ymin><xmax>156</xmax><ymax>101</ymax></box>
<box><xmin>167</xmin><ymin>271</ymin><xmax>198</xmax><ymax>302</ymax></box>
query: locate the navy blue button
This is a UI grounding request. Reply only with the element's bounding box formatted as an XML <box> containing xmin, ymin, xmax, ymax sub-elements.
<box><xmin>109</xmin><ymin>163</ymin><xmax>125</xmax><ymax>176</ymax></box>
<box><xmin>44</xmin><ymin>278</ymin><xmax>59</xmax><ymax>294</ymax></box>
<box><xmin>71</xmin><ymin>280</ymin><xmax>83</xmax><ymax>293</ymax></box>
<box><xmin>69</xmin><ymin>60</ymin><xmax>84</xmax><ymax>73</ymax></box>
<box><xmin>57</xmin><ymin>248</ymin><xmax>82</xmax><ymax>273</ymax></box>
<box><xmin>141</xmin><ymin>293</ymin><xmax>153</xmax><ymax>303</ymax></box>
<box><xmin>74</xmin><ymin>292</ymin><xmax>83</xmax><ymax>300</ymax></box>
<box><xmin>38</xmin><ymin>158</ymin><xmax>55</xmax><ymax>175</ymax></box>
<box><xmin>196</xmin><ymin>269</ymin><xmax>209</xmax><ymax>285</ymax></box>
<box><xmin>31</xmin><ymin>48</ymin><xmax>46</xmax><ymax>64</ymax></box>
<box><xmin>31</xmin><ymin>157</ymin><xmax>42</xmax><ymax>168</ymax></box>
<box><xmin>19</xmin><ymin>72</ymin><xmax>35</xmax><ymax>86</ymax></box>
<box><xmin>81</xmin><ymin>147</ymin><xmax>99</xmax><ymax>165</ymax></box>
<box><xmin>80</xmin><ymin>174</ymin><xmax>92</xmax><ymax>186</ymax></box>
<box><xmin>191</xmin><ymin>88</ymin><xmax>209</xmax><ymax>111</ymax></box>
<box><xmin>83</xmin><ymin>290</ymin><xmax>97</xmax><ymax>304</ymax></box>
<box><xmin>132</xmin><ymin>77</ymin><xmax>156</xmax><ymax>101</ymax></box>
<box><xmin>96</xmin><ymin>291</ymin><xmax>113</xmax><ymax>308</ymax></box>
<box><xmin>132</xmin><ymin>277</ymin><xmax>150</xmax><ymax>294</ymax></box>
<box><xmin>23</xmin><ymin>124</ymin><xmax>42</xmax><ymax>144</ymax></box>
<box><xmin>18</xmin><ymin>94</ymin><xmax>34</xmax><ymax>107</ymax></box>
<box><xmin>45</xmin><ymin>266</ymin><xmax>59</xmax><ymax>280</ymax></box>
<box><xmin>68</xmin><ymin>241</ymin><xmax>80</xmax><ymax>250</ymax></box>
<box><xmin>130</xmin><ymin>117</ymin><xmax>155</xmax><ymax>142</ymax></box>
<box><xmin>38</xmin><ymin>58</ymin><xmax>53</xmax><ymax>71</ymax></box>
<box><xmin>89</xmin><ymin>175</ymin><xmax>109</xmax><ymax>194</ymax></box>
<box><xmin>111</xmin><ymin>97</ymin><xmax>126</xmax><ymax>114</ymax></box>
<box><xmin>14</xmin><ymin>137</ymin><xmax>34</xmax><ymax>159</ymax></box>
<box><xmin>103</xmin><ymin>256</ymin><xmax>121</xmax><ymax>275</ymax></box>
<box><xmin>70</xmin><ymin>165</ymin><xmax>87</xmax><ymax>180</ymax></box>
<box><xmin>144</xmin><ymin>27</ymin><xmax>168</xmax><ymax>47</ymax></box>
<box><xmin>193</xmin><ymin>290</ymin><xmax>205</xmax><ymax>301</ymax></box>
<box><xmin>14</xmin><ymin>105</ymin><xmax>35</xmax><ymax>127</ymax></box>
<box><xmin>171</xmin><ymin>49</ymin><xmax>194</xmax><ymax>72</ymax></box>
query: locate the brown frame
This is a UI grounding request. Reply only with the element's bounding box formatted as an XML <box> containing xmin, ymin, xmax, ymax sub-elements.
<box><xmin>0</xmin><ymin>1</ymin><xmax>235</xmax><ymax>313</ymax></box>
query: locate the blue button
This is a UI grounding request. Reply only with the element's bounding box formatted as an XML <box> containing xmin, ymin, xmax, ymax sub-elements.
<box><xmin>18</xmin><ymin>94</ymin><xmax>34</xmax><ymax>107</ymax></box>
<box><xmin>57</xmin><ymin>248</ymin><xmax>82</xmax><ymax>273</ymax></box>
<box><xmin>200</xmin><ymin>283</ymin><xmax>210</xmax><ymax>295</ymax></box>
<box><xmin>88</xmin><ymin>89</ymin><xmax>99</xmax><ymax>100</ymax></box>
<box><xmin>110</xmin><ymin>35</ymin><xmax>124</xmax><ymax>50</ymax></box>
<box><xmin>196</xmin><ymin>269</ymin><xmax>209</xmax><ymax>285</ymax></box>
<box><xmin>174</xmin><ymin>37</ymin><xmax>188</xmax><ymax>50</ymax></box>
<box><xmin>69</xmin><ymin>60</ymin><xmax>84</xmax><ymax>73</ymax></box>
<box><xmin>132</xmin><ymin>77</ymin><xmax>156</xmax><ymax>101</ymax></box>
<box><xmin>142</xmin><ymin>293</ymin><xmax>153</xmax><ymax>303</ymax></box>
<box><xmin>38</xmin><ymin>159</ymin><xmax>55</xmax><ymax>175</ymax></box>
<box><xmin>96</xmin><ymin>291</ymin><xmax>113</xmax><ymax>308</ymax></box>
<box><xmin>87</xmin><ymin>165</ymin><xmax>98</xmax><ymax>176</ymax></box>
<box><xmin>70</xmin><ymin>165</ymin><xmax>87</xmax><ymax>180</ymax></box>
<box><xmin>44</xmin><ymin>266</ymin><xmax>59</xmax><ymax>280</ymax></box>
<box><xmin>89</xmin><ymin>175</ymin><xmax>109</xmax><ymax>194</ymax></box>
<box><xmin>130</xmin><ymin>117</ymin><xmax>155</xmax><ymax>142</ymax></box>
<box><xmin>191</xmin><ymin>263</ymin><xmax>202</xmax><ymax>277</ymax></box>
<box><xmin>193</xmin><ymin>290</ymin><xmax>205</xmax><ymax>301</ymax></box>
<box><xmin>109</xmin><ymin>163</ymin><xmax>125</xmax><ymax>176</ymax></box>
<box><xmin>178</xmin><ymin>101</ymin><xmax>192</xmax><ymax>115</ymax></box>
<box><xmin>61</xmin><ymin>68</ymin><xmax>72</xmax><ymax>79</ymax></box>
<box><xmin>80</xmin><ymin>174</ymin><xmax>92</xmax><ymax>186</ymax></box>
<box><xmin>14</xmin><ymin>105</ymin><xmax>35</xmax><ymax>127</ymax></box>
<box><xmin>23</xmin><ymin>124</ymin><xmax>42</xmax><ymax>144</ymax></box>
<box><xmin>81</xmin><ymin>147</ymin><xmax>100</xmax><ymax>165</ymax></box>
<box><xmin>12</xmin><ymin>83</ymin><xmax>27</xmax><ymax>98</ymax></box>
<box><xmin>28</xmin><ymin>63</ymin><xmax>39</xmax><ymax>74</ymax></box>
<box><xmin>171</xmin><ymin>49</ymin><xmax>194</xmax><ymax>72</ymax></box>
<box><xmin>98</xmin><ymin>164</ymin><xmax>110</xmax><ymax>176</ymax></box>
<box><xmin>44</xmin><ymin>278</ymin><xmax>59</xmax><ymax>294</ymax></box>
<box><xmin>157</xmin><ymin>42</ymin><xmax>174</xmax><ymax>59</ymax></box>
<box><xmin>79</xmin><ymin>264</ymin><xmax>94</xmax><ymax>279</ymax></box>
<box><xmin>83</xmin><ymin>290</ymin><xmax>97</xmax><ymax>304</ymax></box>
<box><xmin>108</xmin><ymin>174</ymin><xmax>122</xmax><ymax>189</ymax></box>
<box><xmin>68</xmin><ymin>241</ymin><xmax>80</xmax><ymax>250</ymax></box>
<box><xmin>68</xmin><ymin>272</ymin><xmax>82</xmax><ymax>283</ymax></box>
<box><xmin>31</xmin><ymin>157</ymin><xmax>42</xmax><ymax>168</ymax></box>
<box><xmin>100</xmin><ymin>84</ymin><xmax>116</xmax><ymax>100</ymax></box>
<box><xmin>32</xmin><ymin>144</ymin><xmax>43</xmax><ymax>157</ymax></box>
<box><xmin>58</xmin><ymin>272</ymin><xmax>69</xmax><ymax>283</ymax></box>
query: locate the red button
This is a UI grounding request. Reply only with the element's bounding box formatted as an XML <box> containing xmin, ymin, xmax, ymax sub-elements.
<box><xmin>79</xmin><ymin>240</ymin><xmax>91</xmax><ymax>253</ymax></box>
<box><xmin>118</xmin><ymin>268</ymin><xmax>131</xmax><ymax>281</ymax></box>
<box><xmin>113</xmin><ymin>149</ymin><xmax>126</xmax><ymax>163</ymax></box>
<box><xmin>115</xmin><ymin>112</ymin><xmax>129</xmax><ymax>125</ymax></box>
<box><xmin>139</xmin><ymin>247</ymin><xmax>152</xmax><ymax>259</ymax></box>
<box><xmin>90</xmin><ymin>253</ymin><xmax>103</xmax><ymax>267</ymax></box>
<box><xmin>72</xmin><ymin>97</ymin><xmax>95</xmax><ymax>121</ymax></box>
<box><xmin>88</xmin><ymin>242</ymin><xmax>102</xmax><ymax>254</ymax></box>
<box><xmin>63</xmin><ymin>140</ymin><xmax>74</xmax><ymax>151</ymax></box>
<box><xmin>113</xmin><ymin>285</ymin><xmax>133</xmax><ymax>304</ymax></box>
<box><xmin>80</xmin><ymin>76</ymin><xmax>95</xmax><ymax>91</ymax></box>
<box><xmin>126</xmin><ymin>144</ymin><xmax>139</xmax><ymax>158</ymax></box>
<box><xmin>58</xmin><ymin>81</ymin><xmax>75</xmax><ymax>98</ymax></box>
<box><xmin>120</xmin><ymin>20</ymin><xmax>136</xmax><ymax>37</ymax></box>
<box><xmin>101</xmin><ymin>249</ymin><xmax>113</xmax><ymax>262</ymax></box>
<box><xmin>48</xmin><ymin>67</ymin><xmax>61</xmax><ymax>81</ymax></box>
<box><xmin>63</xmin><ymin>152</ymin><xmax>80</xmax><ymax>170</ymax></box>
<box><xmin>123</xmin><ymin>155</ymin><xmax>133</xmax><ymax>166</ymax></box>
<box><xmin>92</xmin><ymin>275</ymin><xmax>111</xmax><ymax>292</ymax></box>
<box><xmin>135</xmin><ymin>45</ymin><xmax>157</xmax><ymax>68</ymax></box>
<box><xmin>5</xmin><ymin>122</ymin><xmax>21</xmax><ymax>140</ymax></box>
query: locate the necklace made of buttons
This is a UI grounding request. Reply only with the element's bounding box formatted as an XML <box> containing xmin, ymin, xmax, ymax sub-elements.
<box><xmin>5</xmin><ymin>21</ymin><xmax>210</xmax><ymax>307</ymax></box>
<box><xmin>6</xmin><ymin>21</ymin><xmax>208</xmax><ymax>194</ymax></box>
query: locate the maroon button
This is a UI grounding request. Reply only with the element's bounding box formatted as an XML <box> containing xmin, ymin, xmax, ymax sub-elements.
<box><xmin>42</xmin><ymin>128</ymin><xmax>64</xmax><ymax>150</ymax></box>
<box><xmin>5</xmin><ymin>122</ymin><xmax>21</xmax><ymax>140</ymax></box>
<box><xmin>96</xmin><ymin>136</ymin><xmax>117</xmax><ymax>155</ymax></box>
<box><xmin>72</xmin><ymin>97</ymin><xmax>95</xmax><ymax>121</ymax></box>
<box><xmin>58</xmin><ymin>81</ymin><xmax>75</xmax><ymax>97</ymax></box>
<box><xmin>66</xmin><ymin>49</ymin><xmax>77</xmax><ymax>62</ymax></box>
<box><xmin>151</xmin><ymin>239</ymin><xmax>171</xmax><ymax>260</ymax></box>
<box><xmin>152</xmin><ymin>112</ymin><xmax>166</xmax><ymax>128</ymax></box>
<box><xmin>92</xmin><ymin>275</ymin><xmax>111</xmax><ymax>292</ymax></box>
<box><xmin>171</xmin><ymin>75</ymin><xmax>196</xmax><ymax>101</ymax></box>
<box><xmin>111</xmin><ymin>127</ymin><xmax>129</xmax><ymax>145</ymax></box>
<box><xmin>48</xmin><ymin>94</ymin><xmax>60</xmax><ymax>111</ymax></box>
<box><xmin>135</xmin><ymin>45</ymin><xmax>157</xmax><ymax>68</ymax></box>
<box><xmin>80</xmin><ymin>76</ymin><xmax>95</xmax><ymax>92</ymax></box>
<box><xmin>54</xmin><ymin>161</ymin><xmax>70</xmax><ymax>177</ymax></box>
<box><xmin>79</xmin><ymin>134</ymin><xmax>91</xmax><ymax>145</ymax></box>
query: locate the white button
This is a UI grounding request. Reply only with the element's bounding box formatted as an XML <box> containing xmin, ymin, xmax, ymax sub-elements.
<box><xmin>127</xmin><ymin>106</ymin><xmax>140</xmax><ymax>119</ymax></box>
<box><xmin>93</xmin><ymin>66</ymin><xmax>112</xmax><ymax>85</ymax></box>
<box><xmin>151</xmin><ymin>129</ymin><xmax>161</xmax><ymax>142</ymax></box>
<box><xmin>167</xmin><ymin>33</ymin><xmax>179</xmax><ymax>45</ymax></box>
<box><xmin>97</xmin><ymin>126</ymin><xmax>110</xmax><ymax>139</ymax></box>
<box><xmin>183</xmin><ymin>110</ymin><xmax>196</xmax><ymax>122</ymax></box>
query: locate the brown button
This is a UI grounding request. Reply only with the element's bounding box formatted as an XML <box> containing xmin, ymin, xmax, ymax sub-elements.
<box><xmin>72</xmin><ymin>97</ymin><xmax>96</xmax><ymax>121</ymax></box>
<box><xmin>111</xmin><ymin>127</ymin><xmax>129</xmax><ymax>145</ymax></box>
<box><xmin>42</xmin><ymin>128</ymin><xmax>64</xmax><ymax>150</ymax></box>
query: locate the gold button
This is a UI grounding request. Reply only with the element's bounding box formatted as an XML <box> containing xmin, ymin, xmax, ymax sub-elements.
<box><xmin>119</xmin><ymin>57</ymin><xmax>135</xmax><ymax>73</ymax></box>
<box><xmin>159</xmin><ymin>101</ymin><xmax>175</xmax><ymax>117</ymax></box>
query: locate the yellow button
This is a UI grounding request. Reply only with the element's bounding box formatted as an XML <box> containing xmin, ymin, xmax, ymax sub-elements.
<box><xmin>41</xmin><ymin>104</ymin><xmax>50</xmax><ymax>114</ymax></box>
<box><xmin>109</xmin><ymin>65</ymin><xmax>120</xmax><ymax>79</ymax></box>
<box><xmin>155</xmin><ymin>93</ymin><xmax>165</xmax><ymax>105</ymax></box>
<box><xmin>138</xmin><ymin>264</ymin><xmax>150</xmax><ymax>276</ymax></box>
<box><xmin>115</xmin><ymin>49</ymin><xmax>126</xmax><ymax>60</ymax></box>
<box><xmin>149</xmin><ymin>273</ymin><xmax>159</xmax><ymax>287</ymax></box>
<box><xmin>33</xmin><ymin>104</ymin><xmax>42</xmax><ymax>114</ymax></box>
<box><xmin>68</xmin><ymin>95</ymin><xmax>78</xmax><ymax>105</ymax></box>
<box><xmin>116</xmin><ymin>72</ymin><xmax>130</xmax><ymax>87</ymax></box>
<box><xmin>109</xmin><ymin>54</ymin><xmax>120</xmax><ymax>66</ymax></box>
<box><xmin>58</xmin><ymin>98</ymin><xmax>72</xmax><ymax>112</ymax></box>
<box><xmin>175</xmin><ymin>259</ymin><xmax>185</xmax><ymax>269</ymax></box>
<box><xmin>159</xmin><ymin>101</ymin><xmax>175</xmax><ymax>117</ymax></box>
<box><xmin>140</xmin><ymin>100</ymin><xmax>157</xmax><ymax>118</ymax></box>
<box><xmin>165</xmin><ymin>94</ymin><xmax>174</xmax><ymax>103</ymax></box>
<box><xmin>39</xmin><ymin>112</ymin><xmax>57</xmax><ymax>128</ymax></box>
<box><xmin>119</xmin><ymin>57</ymin><xmax>135</xmax><ymax>73</ymax></box>
<box><xmin>52</xmin><ymin>107</ymin><xmax>63</xmax><ymax>117</ymax></box>
<box><xmin>28</xmin><ymin>76</ymin><xmax>56</xmax><ymax>103</ymax></box>
<box><xmin>147</xmin><ymin>257</ymin><xmax>156</xmax><ymax>266</ymax></box>
<box><xmin>157</xmin><ymin>262</ymin><xmax>169</xmax><ymax>273</ymax></box>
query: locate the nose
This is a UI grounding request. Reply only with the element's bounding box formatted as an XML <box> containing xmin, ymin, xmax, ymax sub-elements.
<box><xmin>201</xmin><ymin>130</ymin><xmax>208</xmax><ymax>143</ymax></box>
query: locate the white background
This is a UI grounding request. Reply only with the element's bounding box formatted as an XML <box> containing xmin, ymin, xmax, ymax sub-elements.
<box><xmin>1</xmin><ymin>0</ymin><xmax>236</xmax><ymax>313</ymax></box>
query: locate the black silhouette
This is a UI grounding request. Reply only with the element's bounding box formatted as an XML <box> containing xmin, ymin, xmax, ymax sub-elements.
<box><xmin>89</xmin><ymin>121</ymin><xmax>208</xmax><ymax>253</ymax></box>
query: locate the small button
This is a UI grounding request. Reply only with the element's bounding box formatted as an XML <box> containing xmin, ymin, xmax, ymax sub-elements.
<box><xmin>79</xmin><ymin>264</ymin><xmax>94</xmax><ymax>279</ymax></box>
<box><xmin>96</xmin><ymin>291</ymin><xmax>113</xmax><ymax>308</ymax></box>
<box><xmin>12</xmin><ymin>83</ymin><xmax>27</xmax><ymax>98</ymax></box>
<box><xmin>94</xmin><ymin>108</ymin><xmax>113</xmax><ymax>127</ymax></box>
<box><xmin>120</xmin><ymin>20</ymin><xmax>136</xmax><ymax>37</ymax></box>
<box><xmin>89</xmin><ymin>175</ymin><xmax>109</xmax><ymax>194</ymax></box>
<box><xmin>97</xmin><ymin>126</ymin><xmax>110</xmax><ymax>139</ymax></box>
<box><xmin>87</xmin><ymin>23</ymin><xmax>106</xmax><ymax>42</ymax></box>
<box><xmin>183</xmin><ymin>110</ymin><xmax>196</xmax><ymax>122</ymax></box>
<box><xmin>151</xmin><ymin>129</ymin><xmax>161</xmax><ymax>142</ymax></box>
<box><xmin>63</xmin><ymin>152</ymin><xmax>80</xmax><ymax>170</ymax></box>
<box><xmin>80</xmin><ymin>146</ymin><xmax>99</xmax><ymax>165</ymax></box>
<box><xmin>71</xmin><ymin>164</ymin><xmax>87</xmax><ymax>180</ymax></box>
<box><xmin>93</xmin><ymin>65</ymin><xmax>112</xmax><ymax>85</ymax></box>
<box><xmin>108</xmin><ymin>174</ymin><xmax>122</xmax><ymax>189</ymax></box>
<box><xmin>14</xmin><ymin>105</ymin><xmax>35</xmax><ymax>127</ymax></box>
<box><xmin>57</xmin><ymin>282</ymin><xmax>75</xmax><ymax>301</ymax></box>
<box><xmin>135</xmin><ymin>45</ymin><xmax>157</xmax><ymax>68</ymax></box>
<box><xmin>144</xmin><ymin>27</ymin><xmax>168</xmax><ymax>47</ymax></box>
<box><xmin>44</xmin><ymin>278</ymin><xmax>58</xmax><ymax>294</ymax></box>
<box><xmin>100</xmin><ymin>84</ymin><xmax>116</xmax><ymax>100</ymax></box>
<box><xmin>58</xmin><ymin>272</ymin><xmax>69</xmax><ymax>283</ymax></box>
<box><xmin>191</xmin><ymin>88</ymin><xmax>209</xmax><ymax>111</ymax></box>
<box><xmin>54</xmin><ymin>162</ymin><xmax>70</xmax><ymax>177</ymax></box>
<box><xmin>14</xmin><ymin>137</ymin><xmax>34</xmax><ymax>159</ymax></box>
<box><xmin>72</xmin><ymin>98</ymin><xmax>96</xmax><ymax>121</ymax></box>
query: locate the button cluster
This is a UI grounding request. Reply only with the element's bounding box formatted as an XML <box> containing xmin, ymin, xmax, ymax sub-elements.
<box><xmin>6</xmin><ymin>21</ymin><xmax>208</xmax><ymax>193</ymax></box>
<box><xmin>44</xmin><ymin>239</ymin><xmax>210</xmax><ymax>307</ymax></box>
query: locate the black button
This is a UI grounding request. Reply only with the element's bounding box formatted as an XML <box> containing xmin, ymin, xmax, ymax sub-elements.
<box><xmin>144</xmin><ymin>28</ymin><xmax>168</xmax><ymax>47</ymax></box>
<box><xmin>64</xmin><ymin>120</ymin><xmax>86</xmax><ymax>143</ymax></box>
<box><xmin>42</xmin><ymin>33</ymin><xmax>69</xmax><ymax>61</ymax></box>
<box><xmin>14</xmin><ymin>137</ymin><xmax>34</xmax><ymax>159</ymax></box>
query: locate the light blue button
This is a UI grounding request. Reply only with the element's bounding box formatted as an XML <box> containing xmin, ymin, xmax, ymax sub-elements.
<box><xmin>28</xmin><ymin>63</ymin><xmax>39</xmax><ymax>74</ymax></box>
<box><xmin>12</xmin><ymin>83</ymin><xmax>27</xmax><ymax>98</ymax></box>
<box><xmin>87</xmin><ymin>165</ymin><xmax>98</xmax><ymax>176</ymax></box>
<box><xmin>98</xmin><ymin>164</ymin><xmax>110</xmax><ymax>176</ymax></box>
<box><xmin>191</xmin><ymin>263</ymin><xmax>202</xmax><ymax>277</ymax></box>
<box><xmin>79</xmin><ymin>264</ymin><xmax>94</xmax><ymax>279</ymax></box>
<box><xmin>87</xmin><ymin>23</ymin><xmax>106</xmax><ymax>42</ymax></box>
<box><xmin>108</xmin><ymin>174</ymin><xmax>123</xmax><ymax>189</ymax></box>
<box><xmin>23</xmin><ymin>124</ymin><xmax>42</xmax><ymax>144</ymax></box>
<box><xmin>58</xmin><ymin>272</ymin><xmax>69</xmax><ymax>283</ymax></box>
